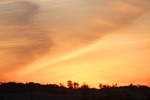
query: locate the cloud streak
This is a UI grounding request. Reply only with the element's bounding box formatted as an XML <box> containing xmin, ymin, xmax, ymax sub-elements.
<box><xmin>0</xmin><ymin>0</ymin><xmax>52</xmax><ymax>73</ymax></box>
<box><xmin>44</xmin><ymin>0</ymin><xmax>150</xmax><ymax>48</ymax></box>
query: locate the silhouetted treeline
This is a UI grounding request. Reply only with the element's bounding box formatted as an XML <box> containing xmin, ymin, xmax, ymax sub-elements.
<box><xmin>0</xmin><ymin>82</ymin><xmax>61</xmax><ymax>93</ymax></box>
<box><xmin>0</xmin><ymin>81</ymin><xmax>149</xmax><ymax>93</ymax></box>
<box><xmin>0</xmin><ymin>81</ymin><xmax>150</xmax><ymax>100</ymax></box>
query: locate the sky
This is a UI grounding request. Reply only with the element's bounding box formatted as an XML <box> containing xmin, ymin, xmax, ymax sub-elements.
<box><xmin>0</xmin><ymin>0</ymin><xmax>150</xmax><ymax>88</ymax></box>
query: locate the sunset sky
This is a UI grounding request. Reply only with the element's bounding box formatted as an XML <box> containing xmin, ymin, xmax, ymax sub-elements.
<box><xmin>0</xmin><ymin>0</ymin><xmax>150</xmax><ymax>88</ymax></box>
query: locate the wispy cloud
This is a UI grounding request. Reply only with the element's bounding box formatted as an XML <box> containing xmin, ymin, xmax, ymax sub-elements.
<box><xmin>0</xmin><ymin>0</ymin><xmax>52</xmax><ymax>73</ymax></box>
<box><xmin>47</xmin><ymin>0</ymin><xmax>150</xmax><ymax>49</ymax></box>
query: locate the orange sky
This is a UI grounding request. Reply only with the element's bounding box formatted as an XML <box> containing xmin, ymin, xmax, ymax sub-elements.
<box><xmin>0</xmin><ymin>0</ymin><xmax>150</xmax><ymax>88</ymax></box>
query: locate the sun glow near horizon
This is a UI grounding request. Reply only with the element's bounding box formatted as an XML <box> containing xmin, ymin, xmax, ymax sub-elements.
<box><xmin>9</xmin><ymin>33</ymin><xmax>150</xmax><ymax>88</ymax></box>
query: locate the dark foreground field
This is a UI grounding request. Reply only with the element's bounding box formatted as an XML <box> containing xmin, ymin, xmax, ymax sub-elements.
<box><xmin>0</xmin><ymin>82</ymin><xmax>150</xmax><ymax>100</ymax></box>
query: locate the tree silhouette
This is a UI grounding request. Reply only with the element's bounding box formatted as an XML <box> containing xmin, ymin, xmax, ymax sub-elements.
<box><xmin>67</xmin><ymin>80</ymin><xmax>73</xmax><ymax>89</ymax></box>
<box><xmin>99</xmin><ymin>83</ymin><xmax>103</xmax><ymax>89</ymax></box>
<box><xmin>59</xmin><ymin>83</ymin><xmax>65</xmax><ymax>88</ymax></box>
<box><xmin>73</xmin><ymin>82</ymin><xmax>79</xmax><ymax>89</ymax></box>
<box><xmin>112</xmin><ymin>83</ymin><xmax>117</xmax><ymax>88</ymax></box>
<box><xmin>129</xmin><ymin>83</ymin><xmax>133</xmax><ymax>86</ymax></box>
<box><xmin>99</xmin><ymin>83</ymin><xmax>110</xmax><ymax>89</ymax></box>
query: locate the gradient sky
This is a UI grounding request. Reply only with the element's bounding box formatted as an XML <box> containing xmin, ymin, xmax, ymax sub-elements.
<box><xmin>0</xmin><ymin>0</ymin><xmax>150</xmax><ymax>88</ymax></box>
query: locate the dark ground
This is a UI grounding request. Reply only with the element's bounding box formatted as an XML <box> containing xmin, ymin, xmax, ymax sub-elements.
<box><xmin>0</xmin><ymin>82</ymin><xmax>150</xmax><ymax>100</ymax></box>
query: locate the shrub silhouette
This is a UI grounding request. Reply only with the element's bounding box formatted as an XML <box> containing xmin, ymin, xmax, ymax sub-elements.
<box><xmin>59</xmin><ymin>83</ymin><xmax>65</xmax><ymax>88</ymax></box>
